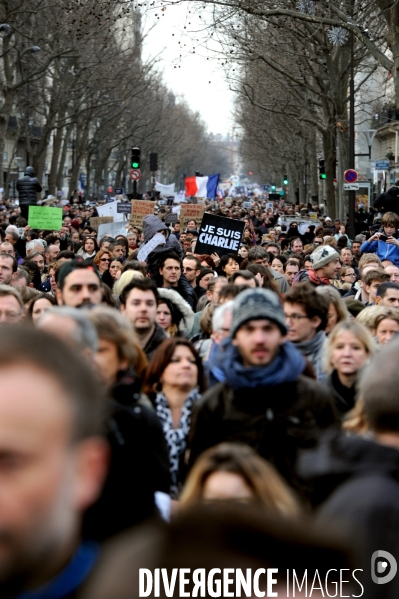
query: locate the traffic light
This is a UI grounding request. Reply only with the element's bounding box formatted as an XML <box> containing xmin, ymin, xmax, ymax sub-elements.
<box><xmin>271</xmin><ymin>184</ymin><xmax>276</xmax><ymax>191</ymax></box>
<box><xmin>283</xmin><ymin>175</ymin><xmax>289</xmax><ymax>185</ymax></box>
<box><xmin>319</xmin><ymin>159</ymin><xmax>326</xmax><ymax>180</ymax></box>
<box><xmin>248</xmin><ymin>171</ymin><xmax>253</xmax><ymax>175</ymax></box>
<box><xmin>149</xmin><ymin>152</ymin><xmax>158</xmax><ymax>172</ymax></box>
<box><xmin>131</xmin><ymin>146</ymin><xmax>141</xmax><ymax>169</ymax></box>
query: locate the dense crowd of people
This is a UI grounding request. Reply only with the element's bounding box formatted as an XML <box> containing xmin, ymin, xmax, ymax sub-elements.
<box><xmin>0</xmin><ymin>192</ymin><xmax>398</xmax><ymax>598</ymax></box>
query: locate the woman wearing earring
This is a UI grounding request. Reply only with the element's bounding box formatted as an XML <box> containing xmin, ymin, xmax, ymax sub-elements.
<box><xmin>143</xmin><ymin>338</ymin><xmax>206</xmax><ymax>498</ymax></box>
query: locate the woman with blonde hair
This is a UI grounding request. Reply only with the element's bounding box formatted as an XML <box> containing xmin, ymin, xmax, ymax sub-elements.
<box><xmin>112</xmin><ymin>269</ymin><xmax>144</xmax><ymax>299</ymax></box>
<box><xmin>322</xmin><ymin>320</ymin><xmax>375</xmax><ymax>415</ymax></box>
<box><xmin>372</xmin><ymin>308</ymin><xmax>399</xmax><ymax>345</ymax></box>
<box><xmin>315</xmin><ymin>285</ymin><xmax>349</xmax><ymax>334</ymax></box>
<box><xmin>180</xmin><ymin>443</ymin><xmax>300</xmax><ymax>517</ymax></box>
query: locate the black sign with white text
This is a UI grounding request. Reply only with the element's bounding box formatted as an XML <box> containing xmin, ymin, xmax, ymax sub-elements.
<box><xmin>195</xmin><ymin>213</ymin><xmax>245</xmax><ymax>256</ymax></box>
<box><xmin>116</xmin><ymin>202</ymin><xmax>131</xmax><ymax>214</ymax></box>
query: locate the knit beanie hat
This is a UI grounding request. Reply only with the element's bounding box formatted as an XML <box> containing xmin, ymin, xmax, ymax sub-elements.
<box><xmin>230</xmin><ymin>288</ymin><xmax>287</xmax><ymax>338</ymax></box>
<box><xmin>310</xmin><ymin>246</ymin><xmax>340</xmax><ymax>270</ymax></box>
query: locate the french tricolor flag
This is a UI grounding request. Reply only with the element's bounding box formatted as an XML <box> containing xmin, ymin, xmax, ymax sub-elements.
<box><xmin>185</xmin><ymin>174</ymin><xmax>220</xmax><ymax>199</ymax></box>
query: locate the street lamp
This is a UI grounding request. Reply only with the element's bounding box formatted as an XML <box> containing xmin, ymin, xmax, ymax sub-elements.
<box><xmin>363</xmin><ymin>129</ymin><xmax>377</xmax><ymax>158</ymax></box>
<box><xmin>0</xmin><ymin>24</ymin><xmax>11</xmax><ymax>34</ymax></box>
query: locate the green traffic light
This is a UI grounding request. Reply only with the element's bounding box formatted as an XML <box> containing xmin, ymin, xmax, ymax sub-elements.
<box><xmin>283</xmin><ymin>179</ymin><xmax>288</xmax><ymax>185</ymax></box>
<box><xmin>320</xmin><ymin>174</ymin><xmax>327</xmax><ymax>179</ymax></box>
<box><xmin>132</xmin><ymin>162</ymin><xmax>139</xmax><ymax>168</ymax></box>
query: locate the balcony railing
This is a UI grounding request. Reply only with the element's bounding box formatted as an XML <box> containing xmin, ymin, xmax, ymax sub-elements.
<box><xmin>372</xmin><ymin>108</ymin><xmax>399</xmax><ymax>129</ymax></box>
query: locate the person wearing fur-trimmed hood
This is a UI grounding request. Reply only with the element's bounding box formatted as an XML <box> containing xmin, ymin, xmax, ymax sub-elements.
<box><xmin>156</xmin><ymin>288</ymin><xmax>194</xmax><ymax>338</ymax></box>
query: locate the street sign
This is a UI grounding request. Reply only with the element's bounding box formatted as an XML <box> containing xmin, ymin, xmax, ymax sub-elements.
<box><xmin>114</xmin><ymin>188</ymin><xmax>123</xmax><ymax>195</ymax></box>
<box><xmin>130</xmin><ymin>169</ymin><xmax>141</xmax><ymax>181</ymax></box>
<box><xmin>344</xmin><ymin>183</ymin><xmax>359</xmax><ymax>190</ymax></box>
<box><xmin>375</xmin><ymin>160</ymin><xmax>390</xmax><ymax>170</ymax></box>
<box><xmin>344</xmin><ymin>169</ymin><xmax>358</xmax><ymax>183</ymax></box>
<box><xmin>263</xmin><ymin>184</ymin><xmax>270</xmax><ymax>191</ymax></box>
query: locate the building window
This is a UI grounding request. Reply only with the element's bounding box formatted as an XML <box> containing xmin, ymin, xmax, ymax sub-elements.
<box><xmin>3</xmin><ymin>151</ymin><xmax>7</xmax><ymax>163</ymax></box>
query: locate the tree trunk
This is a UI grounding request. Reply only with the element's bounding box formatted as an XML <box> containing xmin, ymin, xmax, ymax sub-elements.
<box><xmin>57</xmin><ymin>125</ymin><xmax>72</xmax><ymax>192</ymax></box>
<box><xmin>322</xmin><ymin>129</ymin><xmax>336</xmax><ymax>217</ymax></box>
<box><xmin>308</xmin><ymin>128</ymin><xmax>319</xmax><ymax>203</ymax></box>
<box><xmin>48</xmin><ymin>127</ymin><xmax>64</xmax><ymax>195</ymax></box>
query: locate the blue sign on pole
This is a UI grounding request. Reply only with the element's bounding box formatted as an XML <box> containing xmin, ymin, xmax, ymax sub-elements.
<box><xmin>375</xmin><ymin>160</ymin><xmax>390</xmax><ymax>170</ymax></box>
<box><xmin>264</xmin><ymin>184</ymin><xmax>270</xmax><ymax>191</ymax></box>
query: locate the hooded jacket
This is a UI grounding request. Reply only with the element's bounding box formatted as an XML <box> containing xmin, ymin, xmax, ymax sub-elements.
<box><xmin>142</xmin><ymin>214</ymin><xmax>182</xmax><ymax>278</ymax></box>
<box><xmin>360</xmin><ymin>229</ymin><xmax>399</xmax><ymax>266</ymax></box>
<box><xmin>157</xmin><ymin>287</ymin><xmax>194</xmax><ymax>337</ymax></box>
<box><xmin>189</xmin><ymin>343</ymin><xmax>337</xmax><ymax>492</ymax></box>
<box><xmin>16</xmin><ymin>166</ymin><xmax>42</xmax><ymax>206</ymax></box>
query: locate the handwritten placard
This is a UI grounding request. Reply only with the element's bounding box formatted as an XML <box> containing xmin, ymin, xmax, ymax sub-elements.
<box><xmin>130</xmin><ymin>200</ymin><xmax>154</xmax><ymax>227</ymax></box>
<box><xmin>180</xmin><ymin>204</ymin><xmax>205</xmax><ymax>230</ymax></box>
<box><xmin>90</xmin><ymin>216</ymin><xmax>114</xmax><ymax>229</ymax></box>
<box><xmin>28</xmin><ymin>206</ymin><xmax>63</xmax><ymax>231</ymax></box>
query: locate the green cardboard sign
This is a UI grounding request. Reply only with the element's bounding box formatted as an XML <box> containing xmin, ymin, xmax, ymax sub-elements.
<box><xmin>28</xmin><ymin>206</ymin><xmax>63</xmax><ymax>231</ymax></box>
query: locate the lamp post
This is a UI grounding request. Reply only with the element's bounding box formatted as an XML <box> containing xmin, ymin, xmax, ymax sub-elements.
<box><xmin>347</xmin><ymin>30</ymin><xmax>377</xmax><ymax>239</ymax></box>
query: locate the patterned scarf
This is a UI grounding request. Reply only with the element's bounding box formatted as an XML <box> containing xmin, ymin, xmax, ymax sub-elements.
<box><xmin>307</xmin><ymin>268</ymin><xmax>331</xmax><ymax>286</ymax></box>
<box><xmin>155</xmin><ymin>389</ymin><xmax>200</xmax><ymax>498</ymax></box>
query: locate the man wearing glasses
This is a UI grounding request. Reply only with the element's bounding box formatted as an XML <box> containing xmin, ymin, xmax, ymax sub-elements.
<box><xmin>283</xmin><ymin>283</ymin><xmax>330</xmax><ymax>380</ymax></box>
<box><xmin>183</xmin><ymin>255</ymin><xmax>205</xmax><ymax>300</ymax></box>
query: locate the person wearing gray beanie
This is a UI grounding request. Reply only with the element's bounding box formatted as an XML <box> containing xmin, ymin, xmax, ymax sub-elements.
<box><xmin>230</xmin><ymin>288</ymin><xmax>287</xmax><ymax>339</ymax></box>
<box><xmin>292</xmin><ymin>245</ymin><xmax>341</xmax><ymax>287</ymax></box>
<box><xmin>190</xmin><ymin>287</ymin><xmax>337</xmax><ymax>490</ymax></box>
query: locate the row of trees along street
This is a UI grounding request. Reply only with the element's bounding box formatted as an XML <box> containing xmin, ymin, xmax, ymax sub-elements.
<box><xmin>0</xmin><ymin>0</ymin><xmax>229</xmax><ymax>200</ymax></box>
<box><xmin>159</xmin><ymin>0</ymin><xmax>399</xmax><ymax>216</ymax></box>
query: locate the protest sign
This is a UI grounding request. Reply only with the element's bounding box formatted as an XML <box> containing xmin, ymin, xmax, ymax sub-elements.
<box><xmin>164</xmin><ymin>213</ymin><xmax>178</xmax><ymax>224</ymax></box>
<box><xmin>28</xmin><ymin>206</ymin><xmax>63</xmax><ymax>231</ymax></box>
<box><xmin>97</xmin><ymin>201</ymin><xmax>124</xmax><ymax>222</ymax></box>
<box><xmin>116</xmin><ymin>202</ymin><xmax>132</xmax><ymax>214</ymax></box>
<box><xmin>90</xmin><ymin>216</ymin><xmax>114</xmax><ymax>229</ymax></box>
<box><xmin>97</xmin><ymin>221</ymin><xmax>129</xmax><ymax>241</ymax></box>
<box><xmin>130</xmin><ymin>200</ymin><xmax>154</xmax><ymax>227</ymax></box>
<box><xmin>180</xmin><ymin>204</ymin><xmax>205</xmax><ymax>230</ymax></box>
<box><xmin>195</xmin><ymin>213</ymin><xmax>245</xmax><ymax>256</ymax></box>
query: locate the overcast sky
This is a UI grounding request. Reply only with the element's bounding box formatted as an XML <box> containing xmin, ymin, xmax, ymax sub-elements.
<box><xmin>142</xmin><ymin>2</ymin><xmax>234</xmax><ymax>136</ymax></box>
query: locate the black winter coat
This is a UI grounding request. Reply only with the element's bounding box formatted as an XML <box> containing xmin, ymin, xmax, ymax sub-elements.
<box><xmin>188</xmin><ymin>376</ymin><xmax>337</xmax><ymax>492</ymax></box>
<box><xmin>374</xmin><ymin>185</ymin><xmax>399</xmax><ymax>215</ymax></box>
<box><xmin>298</xmin><ymin>430</ymin><xmax>399</xmax><ymax>599</ymax></box>
<box><xmin>324</xmin><ymin>370</ymin><xmax>357</xmax><ymax>415</ymax></box>
<box><xmin>16</xmin><ymin>173</ymin><xmax>42</xmax><ymax>206</ymax></box>
<box><xmin>82</xmin><ymin>400</ymin><xmax>170</xmax><ymax>542</ymax></box>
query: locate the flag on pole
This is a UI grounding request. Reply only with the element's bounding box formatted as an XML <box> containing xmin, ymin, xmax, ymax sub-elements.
<box><xmin>185</xmin><ymin>174</ymin><xmax>220</xmax><ymax>198</ymax></box>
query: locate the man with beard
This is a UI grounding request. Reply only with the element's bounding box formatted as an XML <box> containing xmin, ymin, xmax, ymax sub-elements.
<box><xmin>56</xmin><ymin>261</ymin><xmax>103</xmax><ymax>308</ymax></box>
<box><xmin>0</xmin><ymin>326</ymin><xmax>108</xmax><ymax>598</ymax></box>
<box><xmin>120</xmin><ymin>278</ymin><xmax>166</xmax><ymax>361</ymax></box>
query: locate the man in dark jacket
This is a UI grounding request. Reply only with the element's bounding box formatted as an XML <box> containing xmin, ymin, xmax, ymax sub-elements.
<box><xmin>374</xmin><ymin>180</ymin><xmax>399</xmax><ymax>215</ymax></box>
<box><xmin>16</xmin><ymin>166</ymin><xmax>42</xmax><ymax>221</ymax></box>
<box><xmin>120</xmin><ymin>278</ymin><xmax>166</xmax><ymax>361</ymax></box>
<box><xmin>189</xmin><ymin>287</ymin><xmax>337</xmax><ymax>490</ymax></box>
<box><xmin>298</xmin><ymin>340</ymin><xmax>399</xmax><ymax>599</ymax></box>
<box><xmin>157</xmin><ymin>251</ymin><xmax>197</xmax><ymax>310</ymax></box>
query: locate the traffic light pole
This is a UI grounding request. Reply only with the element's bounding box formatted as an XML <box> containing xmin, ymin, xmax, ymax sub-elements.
<box><xmin>133</xmin><ymin>180</ymin><xmax>137</xmax><ymax>199</ymax></box>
